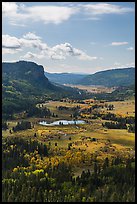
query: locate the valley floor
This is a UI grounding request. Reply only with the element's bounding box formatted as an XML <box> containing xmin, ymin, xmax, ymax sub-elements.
<box><xmin>3</xmin><ymin>98</ymin><xmax>135</xmax><ymax>171</ymax></box>
<box><xmin>2</xmin><ymin>98</ymin><xmax>135</xmax><ymax>202</ymax></box>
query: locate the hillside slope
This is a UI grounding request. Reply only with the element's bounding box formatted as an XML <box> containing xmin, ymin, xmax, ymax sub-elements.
<box><xmin>76</xmin><ymin>68</ymin><xmax>135</xmax><ymax>87</ymax></box>
<box><xmin>2</xmin><ymin>61</ymin><xmax>91</xmax><ymax>118</ymax></box>
<box><xmin>2</xmin><ymin>61</ymin><xmax>57</xmax><ymax>90</ymax></box>
<box><xmin>2</xmin><ymin>61</ymin><xmax>61</xmax><ymax>117</ymax></box>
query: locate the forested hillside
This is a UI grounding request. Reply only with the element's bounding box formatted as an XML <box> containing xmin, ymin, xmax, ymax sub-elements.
<box><xmin>76</xmin><ymin>68</ymin><xmax>135</xmax><ymax>87</ymax></box>
<box><xmin>2</xmin><ymin>61</ymin><xmax>91</xmax><ymax>119</ymax></box>
<box><xmin>2</xmin><ymin>61</ymin><xmax>58</xmax><ymax>118</ymax></box>
<box><xmin>2</xmin><ymin>137</ymin><xmax>135</xmax><ymax>202</ymax></box>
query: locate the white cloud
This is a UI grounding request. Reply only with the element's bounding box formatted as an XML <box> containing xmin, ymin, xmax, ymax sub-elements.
<box><xmin>2</xmin><ymin>33</ymin><xmax>97</xmax><ymax>61</ymax></box>
<box><xmin>74</xmin><ymin>49</ymin><xmax>97</xmax><ymax>61</ymax></box>
<box><xmin>21</xmin><ymin>52</ymin><xmax>45</xmax><ymax>60</ymax></box>
<box><xmin>127</xmin><ymin>46</ymin><xmax>134</xmax><ymax>51</ymax></box>
<box><xmin>2</xmin><ymin>34</ymin><xmax>21</xmax><ymax>49</ymax></box>
<box><xmin>2</xmin><ymin>2</ymin><xmax>18</xmax><ymax>14</ymax></box>
<box><xmin>2</xmin><ymin>48</ymin><xmax>19</xmax><ymax>55</ymax></box>
<box><xmin>23</xmin><ymin>32</ymin><xmax>41</xmax><ymax>40</ymax></box>
<box><xmin>21</xmin><ymin>52</ymin><xmax>35</xmax><ymax>59</ymax></box>
<box><xmin>2</xmin><ymin>2</ymin><xmax>27</xmax><ymax>22</ymax></box>
<box><xmin>25</xmin><ymin>5</ymin><xmax>79</xmax><ymax>24</ymax></box>
<box><xmin>51</xmin><ymin>54</ymin><xmax>66</xmax><ymax>60</ymax></box>
<box><xmin>83</xmin><ymin>3</ymin><xmax>134</xmax><ymax>16</ymax></box>
<box><xmin>111</xmin><ymin>42</ymin><xmax>128</xmax><ymax>46</ymax></box>
<box><xmin>51</xmin><ymin>43</ymin><xmax>74</xmax><ymax>57</ymax></box>
<box><xmin>2</xmin><ymin>2</ymin><xmax>134</xmax><ymax>25</ymax></box>
<box><xmin>50</xmin><ymin>43</ymin><xmax>97</xmax><ymax>60</ymax></box>
<box><xmin>2</xmin><ymin>33</ymin><xmax>44</xmax><ymax>52</ymax></box>
<box><xmin>2</xmin><ymin>2</ymin><xmax>79</xmax><ymax>25</ymax></box>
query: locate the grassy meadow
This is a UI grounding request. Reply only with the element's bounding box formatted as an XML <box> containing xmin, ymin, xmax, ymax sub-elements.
<box><xmin>3</xmin><ymin>98</ymin><xmax>135</xmax><ymax>173</ymax></box>
<box><xmin>2</xmin><ymin>97</ymin><xmax>135</xmax><ymax>202</ymax></box>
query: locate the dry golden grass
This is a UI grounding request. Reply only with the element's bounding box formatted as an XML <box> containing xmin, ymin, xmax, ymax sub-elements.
<box><xmin>66</xmin><ymin>85</ymin><xmax>115</xmax><ymax>93</ymax></box>
<box><xmin>106</xmin><ymin>100</ymin><xmax>135</xmax><ymax>116</ymax></box>
<box><xmin>2</xmin><ymin>99</ymin><xmax>135</xmax><ymax>167</ymax></box>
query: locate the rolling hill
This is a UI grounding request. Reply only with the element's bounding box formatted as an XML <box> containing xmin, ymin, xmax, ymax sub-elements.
<box><xmin>44</xmin><ymin>67</ymin><xmax>135</xmax><ymax>87</ymax></box>
<box><xmin>76</xmin><ymin>67</ymin><xmax>135</xmax><ymax>87</ymax></box>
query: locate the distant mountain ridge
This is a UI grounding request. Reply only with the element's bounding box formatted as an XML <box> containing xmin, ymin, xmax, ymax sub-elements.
<box><xmin>76</xmin><ymin>67</ymin><xmax>135</xmax><ymax>87</ymax></box>
<box><xmin>44</xmin><ymin>72</ymin><xmax>88</xmax><ymax>85</ymax></box>
<box><xmin>45</xmin><ymin>67</ymin><xmax>135</xmax><ymax>87</ymax></box>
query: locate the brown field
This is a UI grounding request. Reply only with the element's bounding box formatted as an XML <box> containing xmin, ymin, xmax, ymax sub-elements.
<box><xmin>65</xmin><ymin>84</ymin><xmax>116</xmax><ymax>93</ymax></box>
<box><xmin>105</xmin><ymin>100</ymin><xmax>135</xmax><ymax>116</ymax></box>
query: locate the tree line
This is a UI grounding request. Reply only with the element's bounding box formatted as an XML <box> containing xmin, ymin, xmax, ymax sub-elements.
<box><xmin>2</xmin><ymin>137</ymin><xmax>135</xmax><ymax>202</ymax></box>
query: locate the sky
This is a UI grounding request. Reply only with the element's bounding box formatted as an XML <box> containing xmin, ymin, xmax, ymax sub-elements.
<box><xmin>2</xmin><ymin>2</ymin><xmax>135</xmax><ymax>74</ymax></box>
